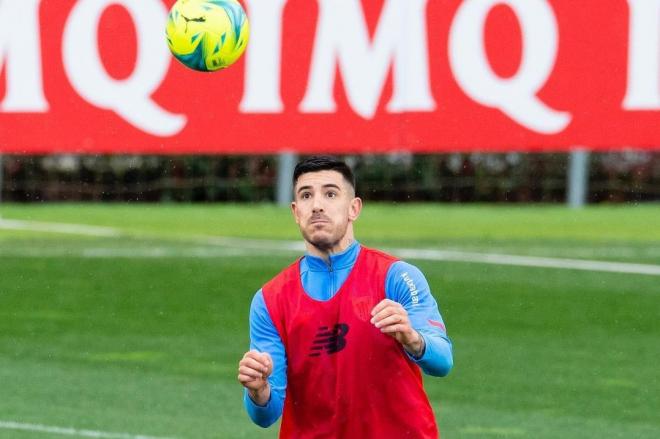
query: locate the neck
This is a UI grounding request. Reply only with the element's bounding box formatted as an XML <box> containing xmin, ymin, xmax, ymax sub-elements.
<box><xmin>305</xmin><ymin>230</ymin><xmax>355</xmax><ymax>262</ymax></box>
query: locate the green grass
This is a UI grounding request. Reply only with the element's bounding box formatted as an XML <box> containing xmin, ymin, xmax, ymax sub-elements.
<box><xmin>0</xmin><ymin>204</ymin><xmax>658</xmax><ymax>438</ymax></box>
<box><xmin>1</xmin><ymin>203</ymin><xmax>659</xmax><ymax>241</ymax></box>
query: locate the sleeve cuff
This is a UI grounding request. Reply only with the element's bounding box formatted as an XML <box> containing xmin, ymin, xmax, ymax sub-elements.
<box><xmin>405</xmin><ymin>332</ymin><xmax>428</xmax><ymax>362</ymax></box>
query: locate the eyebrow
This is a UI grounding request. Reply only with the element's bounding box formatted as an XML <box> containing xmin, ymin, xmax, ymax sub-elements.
<box><xmin>296</xmin><ymin>184</ymin><xmax>342</xmax><ymax>194</ymax></box>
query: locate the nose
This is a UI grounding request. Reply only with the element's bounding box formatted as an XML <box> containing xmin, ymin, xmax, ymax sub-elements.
<box><xmin>311</xmin><ymin>194</ymin><xmax>324</xmax><ymax>213</ymax></box>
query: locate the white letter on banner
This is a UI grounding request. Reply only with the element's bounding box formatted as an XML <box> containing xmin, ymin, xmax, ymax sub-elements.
<box><xmin>62</xmin><ymin>0</ymin><xmax>186</xmax><ymax>137</ymax></box>
<box><xmin>300</xmin><ymin>0</ymin><xmax>435</xmax><ymax>118</ymax></box>
<box><xmin>449</xmin><ymin>0</ymin><xmax>571</xmax><ymax>134</ymax></box>
<box><xmin>239</xmin><ymin>0</ymin><xmax>287</xmax><ymax>113</ymax></box>
<box><xmin>0</xmin><ymin>0</ymin><xmax>48</xmax><ymax>112</ymax></box>
<box><xmin>623</xmin><ymin>0</ymin><xmax>660</xmax><ymax>110</ymax></box>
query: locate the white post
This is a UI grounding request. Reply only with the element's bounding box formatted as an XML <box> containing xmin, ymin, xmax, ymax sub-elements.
<box><xmin>276</xmin><ymin>152</ymin><xmax>297</xmax><ymax>206</ymax></box>
<box><xmin>567</xmin><ymin>149</ymin><xmax>589</xmax><ymax>208</ymax></box>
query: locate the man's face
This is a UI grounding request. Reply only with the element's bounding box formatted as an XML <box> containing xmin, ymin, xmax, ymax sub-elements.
<box><xmin>291</xmin><ymin>170</ymin><xmax>361</xmax><ymax>252</ymax></box>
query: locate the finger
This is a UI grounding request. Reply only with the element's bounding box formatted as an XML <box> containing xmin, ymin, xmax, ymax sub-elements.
<box><xmin>371</xmin><ymin>305</ymin><xmax>405</xmax><ymax>325</ymax></box>
<box><xmin>379</xmin><ymin>323</ymin><xmax>408</xmax><ymax>334</ymax></box>
<box><xmin>252</xmin><ymin>354</ymin><xmax>273</xmax><ymax>377</ymax></box>
<box><xmin>239</xmin><ymin>363</ymin><xmax>265</xmax><ymax>377</ymax></box>
<box><xmin>240</xmin><ymin>357</ymin><xmax>269</xmax><ymax>374</ymax></box>
<box><xmin>244</xmin><ymin>350</ymin><xmax>266</xmax><ymax>361</ymax></box>
<box><xmin>371</xmin><ymin>299</ymin><xmax>396</xmax><ymax>316</ymax></box>
<box><xmin>246</xmin><ymin>351</ymin><xmax>273</xmax><ymax>372</ymax></box>
<box><xmin>239</xmin><ymin>375</ymin><xmax>268</xmax><ymax>391</ymax></box>
<box><xmin>238</xmin><ymin>365</ymin><xmax>265</xmax><ymax>380</ymax></box>
<box><xmin>373</xmin><ymin>313</ymin><xmax>407</xmax><ymax>329</ymax></box>
<box><xmin>256</xmin><ymin>352</ymin><xmax>273</xmax><ymax>369</ymax></box>
<box><xmin>262</xmin><ymin>354</ymin><xmax>274</xmax><ymax>374</ymax></box>
<box><xmin>239</xmin><ymin>358</ymin><xmax>268</xmax><ymax>375</ymax></box>
<box><xmin>237</xmin><ymin>373</ymin><xmax>258</xmax><ymax>384</ymax></box>
<box><xmin>241</xmin><ymin>356</ymin><xmax>268</xmax><ymax>369</ymax></box>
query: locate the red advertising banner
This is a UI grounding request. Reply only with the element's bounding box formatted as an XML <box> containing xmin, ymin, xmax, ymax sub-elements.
<box><xmin>1</xmin><ymin>0</ymin><xmax>659</xmax><ymax>154</ymax></box>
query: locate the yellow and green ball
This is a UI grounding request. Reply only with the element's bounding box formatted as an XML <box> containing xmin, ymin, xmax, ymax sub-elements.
<box><xmin>166</xmin><ymin>0</ymin><xmax>249</xmax><ymax>72</ymax></box>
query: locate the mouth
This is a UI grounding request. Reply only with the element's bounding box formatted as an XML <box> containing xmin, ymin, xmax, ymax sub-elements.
<box><xmin>310</xmin><ymin>217</ymin><xmax>330</xmax><ymax>225</ymax></box>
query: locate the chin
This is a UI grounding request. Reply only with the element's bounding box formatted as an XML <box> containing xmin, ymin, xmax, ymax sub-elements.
<box><xmin>311</xmin><ymin>236</ymin><xmax>333</xmax><ymax>250</ymax></box>
<box><xmin>306</xmin><ymin>232</ymin><xmax>336</xmax><ymax>251</ymax></box>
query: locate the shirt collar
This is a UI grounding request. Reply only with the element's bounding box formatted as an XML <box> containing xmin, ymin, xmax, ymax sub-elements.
<box><xmin>304</xmin><ymin>241</ymin><xmax>361</xmax><ymax>271</ymax></box>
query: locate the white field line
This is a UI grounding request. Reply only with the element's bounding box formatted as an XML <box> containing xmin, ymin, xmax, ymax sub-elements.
<box><xmin>191</xmin><ymin>235</ymin><xmax>305</xmax><ymax>252</ymax></box>
<box><xmin>175</xmin><ymin>238</ymin><xmax>660</xmax><ymax>276</ymax></box>
<box><xmin>81</xmin><ymin>246</ymin><xmax>257</xmax><ymax>258</ymax></box>
<box><xmin>0</xmin><ymin>219</ymin><xmax>121</xmax><ymax>237</ymax></box>
<box><xmin>0</xmin><ymin>218</ymin><xmax>658</xmax><ymax>276</ymax></box>
<box><xmin>0</xmin><ymin>246</ymin><xmax>265</xmax><ymax>259</ymax></box>
<box><xmin>0</xmin><ymin>420</ymin><xmax>176</xmax><ymax>439</ymax></box>
<box><xmin>2</xmin><ymin>240</ymin><xmax>658</xmax><ymax>276</ymax></box>
<box><xmin>0</xmin><ymin>246</ymin><xmax>272</xmax><ymax>259</ymax></box>
<box><xmin>389</xmin><ymin>248</ymin><xmax>660</xmax><ymax>276</ymax></box>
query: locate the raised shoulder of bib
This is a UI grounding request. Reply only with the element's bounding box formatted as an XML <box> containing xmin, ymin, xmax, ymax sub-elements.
<box><xmin>359</xmin><ymin>246</ymin><xmax>399</xmax><ymax>276</ymax></box>
<box><xmin>360</xmin><ymin>246</ymin><xmax>399</xmax><ymax>264</ymax></box>
<box><xmin>262</xmin><ymin>258</ymin><xmax>301</xmax><ymax>299</ymax></box>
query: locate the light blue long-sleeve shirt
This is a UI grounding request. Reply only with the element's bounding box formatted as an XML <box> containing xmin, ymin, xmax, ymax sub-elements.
<box><xmin>244</xmin><ymin>241</ymin><xmax>453</xmax><ymax>428</ymax></box>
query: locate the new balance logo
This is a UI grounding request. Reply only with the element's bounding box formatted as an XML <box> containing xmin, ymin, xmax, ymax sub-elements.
<box><xmin>309</xmin><ymin>323</ymin><xmax>349</xmax><ymax>357</ymax></box>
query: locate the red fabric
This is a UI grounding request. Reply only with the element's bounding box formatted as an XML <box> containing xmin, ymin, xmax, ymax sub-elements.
<box><xmin>262</xmin><ymin>247</ymin><xmax>438</xmax><ymax>439</ymax></box>
<box><xmin>1</xmin><ymin>1</ymin><xmax>659</xmax><ymax>153</ymax></box>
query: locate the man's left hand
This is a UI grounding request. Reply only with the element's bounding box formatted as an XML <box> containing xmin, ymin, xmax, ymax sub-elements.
<box><xmin>371</xmin><ymin>299</ymin><xmax>425</xmax><ymax>357</ymax></box>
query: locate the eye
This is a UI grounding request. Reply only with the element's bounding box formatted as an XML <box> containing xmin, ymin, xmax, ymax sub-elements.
<box><xmin>326</xmin><ymin>191</ymin><xmax>337</xmax><ymax>198</ymax></box>
<box><xmin>301</xmin><ymin>192</ymin><xmax>311</xmax><ymax>199</ymax></box>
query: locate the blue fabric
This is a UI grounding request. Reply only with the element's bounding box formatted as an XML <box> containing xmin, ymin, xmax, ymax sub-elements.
<box><xmin>244</xmin><ymin>242</ymin><xmax>453</xmax><ymax>427</ymax></box>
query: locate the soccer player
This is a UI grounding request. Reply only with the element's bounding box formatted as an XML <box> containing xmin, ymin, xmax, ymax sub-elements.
<box><xmin>237</xmin><ymin>156</ymin><xmax>453</xmax><ymax>438</ymax></box>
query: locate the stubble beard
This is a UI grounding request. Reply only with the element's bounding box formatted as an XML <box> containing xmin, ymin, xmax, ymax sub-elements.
<box><xmin>302</xmin><ymin>222</ymin><xmax>348</xmax><ymax>253</ymax></box>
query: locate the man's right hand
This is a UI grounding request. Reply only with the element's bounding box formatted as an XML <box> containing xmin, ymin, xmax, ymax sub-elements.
<box><xmin>238</xmin><ymin>350</ymin><xmax>273</xmax><ymax>406</ymax></box>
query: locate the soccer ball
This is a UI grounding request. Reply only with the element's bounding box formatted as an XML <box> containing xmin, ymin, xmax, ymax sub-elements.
<box><xmin>166</xmin><ymin>0</ymin><xmax>249</xmax><ymax>72</ymax></box>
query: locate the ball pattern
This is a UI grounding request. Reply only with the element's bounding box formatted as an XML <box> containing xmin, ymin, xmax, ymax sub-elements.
<box><xmin>166</xmin><ymin>0</ymin><xmax>249</xmax><ymax>72</ymax></box>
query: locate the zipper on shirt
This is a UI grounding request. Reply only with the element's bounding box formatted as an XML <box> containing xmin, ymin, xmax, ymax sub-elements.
<box><xmin>326</xmin><ymin>258</ymin><xmax>334</xmax><ymax>299</ymax></box>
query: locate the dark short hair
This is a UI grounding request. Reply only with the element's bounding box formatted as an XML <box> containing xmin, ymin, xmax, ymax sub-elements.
<box><xmin>293</xmin><ymin>156</ymin><xmax>356</xmax><ymax>191</ymax></box>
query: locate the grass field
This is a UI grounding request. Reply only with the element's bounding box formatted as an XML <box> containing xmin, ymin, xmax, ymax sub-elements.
<box><xmin>0</xmin><ymin>204</ymin><xmax>659</xmax><ymax>438</ymax></box>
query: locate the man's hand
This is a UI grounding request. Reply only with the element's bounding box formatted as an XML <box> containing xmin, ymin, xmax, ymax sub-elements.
<box><xmin>238</xmin><ymin>350</ymin><xmax>273</xmax><ymax>406</ymax></box>
<box><xmin>371</xmin><ymin>299</ymin><xmax>425</xmax><ymax>357</ymax></box>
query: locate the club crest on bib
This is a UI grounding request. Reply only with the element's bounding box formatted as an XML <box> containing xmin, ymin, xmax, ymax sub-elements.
<box><xmin>351</xmin><ymin>295</ymin><xmax>374</xmax><ymax>322</ymax></box>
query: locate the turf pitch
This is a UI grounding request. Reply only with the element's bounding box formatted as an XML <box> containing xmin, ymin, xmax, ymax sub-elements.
<box><xmin>0</xmin><ymin>204</ymin><xmax>658</xmax><ymax>438</ymax></box>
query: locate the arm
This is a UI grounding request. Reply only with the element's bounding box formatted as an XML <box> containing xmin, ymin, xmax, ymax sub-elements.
<box><xmin>239</xmin><ymin>289</ymin><xmax>287</xmax><ymax>427</ymax></box>
<box><xmin>377</xmin><ymin>261</ymin><xmax>453</xmax><ymax>377</ymax></box>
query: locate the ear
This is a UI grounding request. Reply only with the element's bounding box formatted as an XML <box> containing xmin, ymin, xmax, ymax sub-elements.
<box><xmin>291</xmin><ymin>201</ymin><xmax>301</xmax><ymax>225</ymax></box>
<box><xmin>348</xmin><ymin>197</ymin><xmax>362</xmax><ymax>222</ymax></box>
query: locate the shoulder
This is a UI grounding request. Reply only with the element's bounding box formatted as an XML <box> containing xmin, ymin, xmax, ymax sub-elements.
<box><xmin>262</xmin><ymin>257</ymin><xmax>301</xmax><ymax>297</ymax></box>
<box><xmin>387</xmin><ymin>260</ymin><xmax>427</xmax><ymax>283</ymax></box>
<box><xmin>385</xmin><ymin>260</ymin><xmax>431</xmax><ymax>305</ymax></box>
<box><xmin>359</xmin><ymin>246</ymin><xmax>399</xmax><ymax>275</ymax></box>
<box><xmin>361</xmin><ymin>245</ymin><xmax>399</xmax><ymax>264</ymax></box>
<box><xmin>356</xmin><ymin>247</ymin><xmax>399</xmax><ymax>288</ymax></box>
